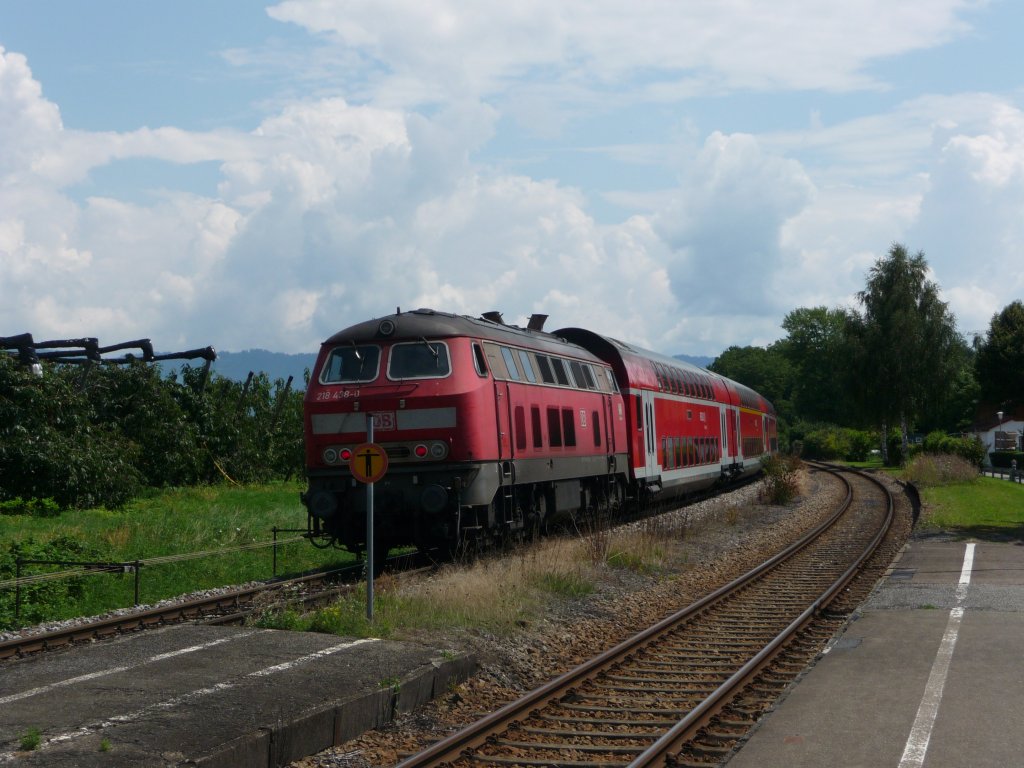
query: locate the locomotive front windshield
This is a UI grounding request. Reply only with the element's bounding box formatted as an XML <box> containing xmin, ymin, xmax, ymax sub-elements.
<box><xmin>320</xmin><ymin>345</ymin><xmax>381</xmax><ymax>383</ymax></box>
<box><xmin>388</xmin><ymin>340</ymin><xmax>451</xmax><ymax>379</ymax></box>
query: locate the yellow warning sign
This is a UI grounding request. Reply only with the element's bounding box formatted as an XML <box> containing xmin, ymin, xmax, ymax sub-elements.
<box><xmin>350</xmin><ymin>443</ymin><xmax>388</xmax><ymax>483</ymax></box>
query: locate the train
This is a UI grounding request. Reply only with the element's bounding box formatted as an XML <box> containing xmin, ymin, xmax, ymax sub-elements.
<box><xmin>300</xmin><ymin>308</ymin><xmax>777</xmax><ymax>559</ymax></box>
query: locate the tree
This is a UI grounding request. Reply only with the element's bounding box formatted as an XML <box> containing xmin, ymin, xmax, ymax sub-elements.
<box><xmin>975</xmin><ymin>300</ymin><xmax>1024</xmax><ymax>411</ymax></box>
<box><xmin>709</xmin><ymin>344</ymin><xmax>795</xmax><ymax>437</ymax></box>
<box><xmin>778</xmin><ymin>306</ymin><xmax>854</xmax><ymax>424</ymax></box>
<box><xmin>846</xmin><ymin>243</ymin><xmax>963</xmax><ymax>461</ymax></box>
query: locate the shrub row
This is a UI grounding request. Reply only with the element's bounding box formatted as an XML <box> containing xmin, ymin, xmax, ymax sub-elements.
<box><xmin>0</xmin><ymin>357</ymin><xmax>304</xmax><ymax>510</ymax></box>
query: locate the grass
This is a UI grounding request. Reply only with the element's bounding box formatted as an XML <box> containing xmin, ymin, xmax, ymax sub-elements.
<box><xmin>1</xmin><ymin>481</ymin><xmax>357</xmax><ymax>629</ymax></box>
<box><xmin>19</xmin><ymin>728</ymin><xmax>41</xmax><ymax>751</ymax></box>
<box><xmin>919</xmin><ymin>477</ymin><xmax>1024</xmax><ymax>535</ymax></box>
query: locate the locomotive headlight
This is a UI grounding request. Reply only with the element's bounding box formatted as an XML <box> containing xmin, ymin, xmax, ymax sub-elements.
<box><xmin>430</xmin><ymin>442</ymin><xmax>448</xmax><ymax>459</ymax></box>
<box><xmin>323</xmin><ymin>448</ymin><xmax>339</xmax><ymax>464</ymax></box>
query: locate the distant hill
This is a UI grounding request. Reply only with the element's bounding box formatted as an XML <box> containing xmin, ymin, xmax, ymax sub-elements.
<box><xmin>210</xmin><ymin>349</ymin><xmax>316</xmax><ymax>385</ymax></box>
<box><xmin>673</xmin><ymin>353</ymin><xmax>715</xmax><ymax>369</ymax></box>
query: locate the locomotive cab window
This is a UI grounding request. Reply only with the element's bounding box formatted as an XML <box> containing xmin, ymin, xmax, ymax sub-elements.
<box><xmin>320</xmin><ymin>344</ymin><xmax>381</xmax><ymax>384</ymax></box>
<box><xmin>387</xmin><ymin>340</ymin><xmax>451</xmax><ymax>379</ymax></box>
<box><xmin>472</xmin><ymin>343</ymin><xmax>489</xmax><ymax>377</ymax></box>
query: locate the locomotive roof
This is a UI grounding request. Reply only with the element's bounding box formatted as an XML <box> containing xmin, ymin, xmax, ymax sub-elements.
<box><xmin>324</xmin><ymin>308</ymin><xmax>605</xmax><ymax>362</ymax></box>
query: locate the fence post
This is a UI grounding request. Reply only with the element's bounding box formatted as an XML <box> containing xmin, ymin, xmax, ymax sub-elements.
<box><xmin>15</xmin><ymin>558</ymin><xmax>22</xmax><ymax>621</ymax></box>
<box><xmin>273</xmin><ymin>527</ymin><xmax>279</xmax><ymax>576</ymax></box>
<box><xmin>133</xmin><ymin>561</ymin><xmax>141</xmax><ymax>606</ymax></box>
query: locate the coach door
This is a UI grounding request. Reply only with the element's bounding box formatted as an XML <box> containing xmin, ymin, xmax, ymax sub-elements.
<box><xmin>494</xmin><ymin>381</ymin><xmax>513</xmax><ymax>460</ymax></box>
<box><xmin>603</xmin><ymin>395</ymin><xmax>616</xmax><ymax>455</ymax></box>
<box><xmin>641</xmin><ymin>389</ymin><xmax>658</xmax><ymax>477</ymax></box>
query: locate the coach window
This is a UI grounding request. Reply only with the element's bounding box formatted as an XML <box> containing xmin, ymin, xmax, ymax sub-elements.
<box><xmin>531</xmin><ymin>406</ymin><xmax>543</xmax><ymax>448</ymax></box>
<box><xmin>387</xmin><ymin>341</ymin><xmax>450</xmax><ymax>380</ymax></box>
<box><xmin>547</xmin><ymin>407</ymin><xmax>563</xmax><ymax>447</ymax></box>
<box><xmin>514</xmin><ymin>406</ymin><xmax>527</xmax><ymax>451</ymax></box>
<box><xmin>500</xmin><ymin>347</ymin><xmax>521</xmax><ymax>380</ymax></box>
<box><xmin>517</xmin><ymin>350</ymin><xmax>538</xmax><ymax>383</ymax></box>
<box><xmin>320</xmin><ymin>344</ymin><xmax>381</xmax><ymax>384</ymax></box>
<box><xmin>592</xmin><ymin>411</ymin><xmax>601</xmax><ymax>447</ymax></box>
<box><xmin>472</xmin><ymin>343</ymin><xmax>489</xmax><ymax>377</ymax></box>
<box><xmin>562</xmin><ymin>408</ymin><xmax>576</xmax><ymax>447</ymax></box>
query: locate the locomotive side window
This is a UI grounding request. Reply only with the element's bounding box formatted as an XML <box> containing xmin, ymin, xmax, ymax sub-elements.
<box><xmin>500</xmin><ymin>347</ymin><xmax>521</xmax><ymax>380</ymax></box>
<box><xmin>388</xmin><ymin>341</ymin><xmax>451</xmax><ymax>379</ymax></box>
<box><xmin>569</xmin><ymin>360</ymin><xmax>588</xmax><ymax>389</ymax></box>
<box><xmin>561</xmin><ymin>408</ymin><xmax>576</xmax><ymax>447</ymax></box>
<box><xmin>552</xmin><ymin>358</ymin><xmax>571</xmax><ymax>386</ymax></box>
<box><xmin>517</xmin><ymin>350</ymin><xmax>538</xmax><ymax>383</ymax></box>
<box><xmin>581</xmin><ymin>364</ymin><xmax>598</xmax><ymax>390</ymax></box>
<box><xmin>535</xmin><ymin>355</ymin><xmax>556</xmax><ymax>384</ymax></box>
<box><xmin>605</xmin><ymin>369</ymin><xmax>618</xmax><ymax>392</ymax></box>
<box><xmin>547</xmin><ymin>407</ymin><xmax>563</xmax><ymax>447</ymax></box>
<box><xmin>320</xmin><ymin>344</ymin><xmax>381</xmax><ymax>384</ymax></box>
<box><xmin>473</xmin><ymin>343</ymin><xmax>489</xmax><ymax>377</ymax></box>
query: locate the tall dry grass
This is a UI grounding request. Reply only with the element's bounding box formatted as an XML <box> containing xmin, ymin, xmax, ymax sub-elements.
<box><xmin>272</xmin><ymin>513</ymin><xmax>698</xmax><ymax>639</ymax></box>
<box><xmin>903</xmin><ymin>454</ymin><xmax>980</xmax><ymax>487</ymax></box>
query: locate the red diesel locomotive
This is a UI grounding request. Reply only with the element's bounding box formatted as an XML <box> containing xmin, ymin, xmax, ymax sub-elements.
<box><xmin>301</xmin><ymin>308</ymin><xmax>776</xmax><ymax>558</ymax></box>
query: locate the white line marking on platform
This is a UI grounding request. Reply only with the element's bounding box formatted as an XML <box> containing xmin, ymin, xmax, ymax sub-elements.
<box><xmin>0</xmin><ymin>631</ymin><xmax>257</xmax><ymax>706</ymax></box>
<box><xmin>898</xmin><ymin>542</ymin><xmax>975</xmax><ymax>768</ymax></box>
<box><xmin>38</xmin><ymin>638</ymin><xmax>378</xmax><ymax>750</ymax></box>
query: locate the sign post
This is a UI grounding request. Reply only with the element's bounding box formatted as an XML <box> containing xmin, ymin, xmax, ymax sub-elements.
<box><xmin>351</xmin><ymin>417</ymin><xmax>389</xmax><ymax>621</ymax></box>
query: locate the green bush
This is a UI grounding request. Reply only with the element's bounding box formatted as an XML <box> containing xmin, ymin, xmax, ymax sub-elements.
<box><xmin>990</xmin><ymin>451</ymin><xmax>1024</xmax><ymax>469</ymax></box>
<box><xmin>921</xmin><ymin>431</ymin><xmax>986</xmax><ymax>467</ymax></box>
<box><xmin>760</xmin><ymin>454</ymin><xmax>801</xmax><ymax>504</ymax></box>
<box><xmin>0</xmin><ymin>356</ymin><xmax>304</xmax><ymax>510</ymax></box>
<box><xmin>799</xmin><ymin>425</ymin><xmax>877</xmax><ymax>462</ymax></box>
<box><xmin>0</xmin><ymin>497</ymin><xmax>60</xmax><ymax>517</ymax></box>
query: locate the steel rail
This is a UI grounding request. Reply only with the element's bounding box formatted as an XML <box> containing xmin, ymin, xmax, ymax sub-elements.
<box><xmin>628</xmin><ymin>464</ymin><xmax>895</xmax><ymax>766</ymax></box>
<box><xmin>0</xmin><ymin>550</ymin><xmax>425</xmax><ymax>660</ymax></box>
<box><xmin>397</xmin><ymin>465</ymin><xmax>894</xmax><ymax>768</ymax></box>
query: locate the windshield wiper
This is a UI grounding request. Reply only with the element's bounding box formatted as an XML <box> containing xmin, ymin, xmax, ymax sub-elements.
<box><xmin>419</xmin><ymin>337</ymin><xmax>439</xmax><ymax>366</ymax></box>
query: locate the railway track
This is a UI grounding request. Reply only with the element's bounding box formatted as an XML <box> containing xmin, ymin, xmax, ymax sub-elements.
<box><xmin>396</xmin><ymin>464</ymin><xmax>894</xmax><ymax>768</ymax></box>
<box><xmin>0</xmin><ymin>549</ymin><xmax>425</xmax><ymax>661</ymax></box>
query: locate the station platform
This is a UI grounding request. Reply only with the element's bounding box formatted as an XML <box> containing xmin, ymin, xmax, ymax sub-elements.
<box><xmin>728</xmin><ymin>536</ymin><xmax>1024</xmax><ymax>768</ymax></box>
<box><xmin>0</xmin><ymin>624</ymin><xmax>474</xmax><ymax>767</ymax></box>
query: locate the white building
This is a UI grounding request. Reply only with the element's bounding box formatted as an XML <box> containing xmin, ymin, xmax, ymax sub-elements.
<box><xmin>973</xmin><ymin>410</ymin><xmax>1024</xmax><ymax>466</ymax></box>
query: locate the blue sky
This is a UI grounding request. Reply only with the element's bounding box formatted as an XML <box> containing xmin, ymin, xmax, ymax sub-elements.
<box><xmin>1</xmin><ymin>1</ymin><xmax>1022</xmax><ymax>355</ymax></box>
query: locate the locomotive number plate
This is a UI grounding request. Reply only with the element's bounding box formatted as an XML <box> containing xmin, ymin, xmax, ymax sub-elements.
<box><xmin>373</xmin><ymin>412</ymin><xmax>397</xmax><ymax>431</ymax></box>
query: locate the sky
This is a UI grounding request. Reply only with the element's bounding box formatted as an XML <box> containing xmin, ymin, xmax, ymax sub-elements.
<box><xmin>1</xmin><ymin>1</ymin><xmax>1023</xmax><ymax>357</ymax></box>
